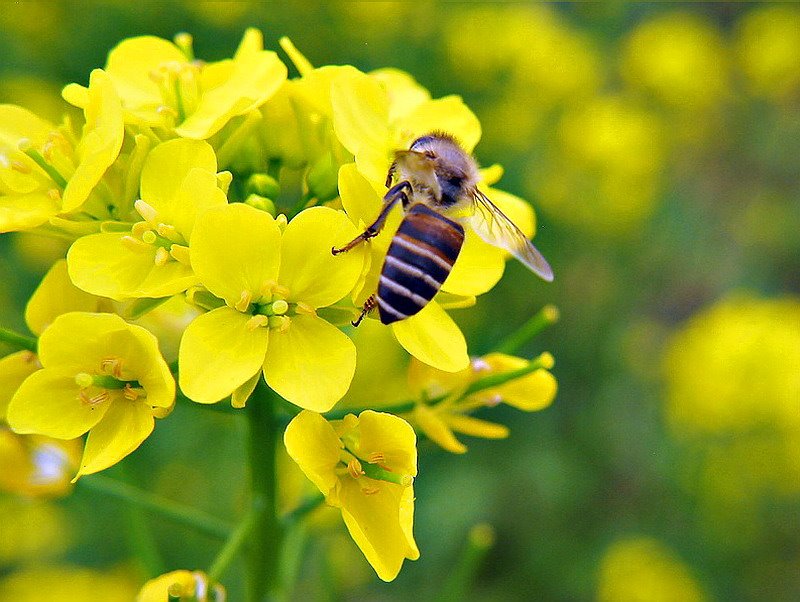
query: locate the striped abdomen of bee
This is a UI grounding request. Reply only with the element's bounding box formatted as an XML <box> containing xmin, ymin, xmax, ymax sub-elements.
<box><xmin>376</xmin><ymin>203</ymin><xmax>464</xmax><ymax>324</ymax></box>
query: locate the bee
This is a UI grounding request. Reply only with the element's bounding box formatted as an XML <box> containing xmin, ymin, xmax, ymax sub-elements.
<box><xmin>332</xmin><ymin>132</ymin><xmax>553</xmax><ymax>326</ymax></box>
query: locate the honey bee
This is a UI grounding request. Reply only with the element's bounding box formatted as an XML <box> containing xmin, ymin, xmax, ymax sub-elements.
<box><xmin>332</xmin><ymin>132</ymin><xmax>553</xmax><ymax>326</ymax></box>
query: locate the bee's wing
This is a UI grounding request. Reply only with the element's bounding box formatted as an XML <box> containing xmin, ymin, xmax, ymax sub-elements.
<box><xmin>467</xmin><ymin>189</ymin><xmax>554</xmax><ymax>282</ymax></box>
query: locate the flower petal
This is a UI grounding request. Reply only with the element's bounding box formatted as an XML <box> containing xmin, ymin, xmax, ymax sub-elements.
<box><xmin>476</xmin><ymin>353</ymin><xmax>557</xmax><ymax>412</ymax></box>
<box><xmin>412</xmin><ymin>404</ymin><xmax>467</xmax><ymax>454</ymax></box>
<box><xmin>443</xmin><ymin>414</ymin><xmax>509</xmax><ymax>439</ymax></box>
<box><xmin>67</xmin><ymin>232</ymin><xmax>198</xmax><ymax>300</ymax></box>
<box><xmin>339</xmin><ymin>479</ymin><xmax>419</xmax><ymax>582</ymax></box>
<box><xmin>179</xmin><ymin>307</ymin><xmax>268</xmax><ymax>403</ymax></box>
<box><xmin>25</xmin><ymin>260</ymin><xmax>99</xmax><ymax>335</ymax></box>
<box><xmin>354</xmin><ymin>410</ymin><xmax>417</xmax><ymax>477</ymax></box>
<box><xmin>6</xmin><ymin>369</ymin><xmax>110</xmax><ymax>439</ymax></box>
<box><xmin>36</xmin><ymin>312</ymin><xmax>131</xmax><ymax>372</ymax></box>
<box><xmin>0</xmin><ymin>192</ymin><xmax>60</xmax><ymax>233</ymax></box>
<box><xmin>331</xmin><ymin>67</ymin><xmax>390</xmax><ymax>157</ymax></box>
<box><xmin>283</xmin><ymin>410</ymin><xmax>343</xmax><ymax>498</ymax></box>
<box><xmin>394</xmin><ymin>95</ymin><xmax>481</xmax><ymax>152</ymax></box>
<box><xmin>441</xmin><ymin>228</ymin><xmax>505</xmax><ymax>296</ymax></box>
<box><xmin>140</xmin><ymin>139</ymin><xmax>218</xmax><ymax>214</ymax></box>
<box><xmin>279</xmin><ymin>206</ymin><xmax>365</xmax><ymax>308</ymax></box>
<box><xmin>190</xmin><ymin>204</ymin><xmax>281</xmax><ymax>306</ymax></box>
<box><xmin>75</xmin><ymin>398</ymin><xmax>154</xmax><ymax>478</ymax></box>
<box><xmin>391</xmin><ymin>302</ymin><xmax>469</xmax><ymax>372</ymax></box>
<box><xmin>0</xmin><ymin>351</ymin><xmax>40</xmax><ymax>419</ymax></box>
<box><xmin>263</xmin><ymin>314</ymin><xmax>355</xmax><ymax>412</ymax></box>
<box><xmin>62</xmin><ymin>69</ymin><xmax>124</xmax><ymax>212</ymax></box>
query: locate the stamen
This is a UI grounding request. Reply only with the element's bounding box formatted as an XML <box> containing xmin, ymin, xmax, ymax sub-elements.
<box><xmin>235</xmin><ymin>290</ymin><xmax>253</xmax><ymax>313</ymax></box>
<box><xmin>246</xmin><ymin>315</ymin><xmax>269</xmax><ymax>330</ymax></box>
<box><xmin>471</xmin><ymin>358</ymin><xmax>491</xmax><ymax>372</ymax></box>
<box><xmin>268</xmin><ymin>316</ymin><xmax>290</xmax><ymax>333</ymax></box>
<box><xmin>11</xmin><ymin>160</ymin><xmax>31</xmax><ymax>174</ymax></box>
<box><xmin>100</xmin><ymin>357</ymin><xmax>123</xmax><ymax>378</ymax></box>
<box><xmin>294</xmin><ymin>301</ymin><xmax>317</xmax><ymax>316</ymax></box>
<box><xmin>154</xmin><ymin>246</ymin><xmax>170</xmax><ymax>266</ymax></box>
<box><xmin>367</xmin><ymin>451</ymin><xmax>385</xmax><ymax>465</ymax></box>
<box><xmin>134</xmin><ymin>199</ymin><xmax>159</xmax><ymax>224</ymax></box>
<box><xmin>347</xmin><ymin>458</ymin><xmax>363</xmax><ymax>479</ymax></box>
<box><xmin>47</xmin><ymin>188</ymin><xmax>61</xmax><ymax>201</ymax></box>
<box><xmin>360</xmin><ymin>486</ymin><xmax>381</xmax><ymax>495</ymax></box>
<box><xmin>169</xmin><ymin>244</ymin><xmax>191</xmax><ymax>265</ymax></box>
<box><xmin>156</xmin><ymin>105</ymin><xmax>179</xmax><ymax>118</ymax></box>
<box><xmin>79</xmin><ymin>390</ymin><xmax>111</xmax><ymax>407</ymax></box>
<box><xmin>123</xmin><ymin>384</ymin><xmax>140</xmax><ymax>401</ymax></box>
<box><xmin>131</xmin><ymin>221</ymin><xmax>152</xmax><ymax>237</ymax></box>
<box><xmin>121</xmin><ymin>235</ymin><xmax>151</xmax><ymax>253</ymax></box>
<box><xmin>156</xmin><ymin>222</ymin><xmax>180</xmax><ymax>241</ymax></box>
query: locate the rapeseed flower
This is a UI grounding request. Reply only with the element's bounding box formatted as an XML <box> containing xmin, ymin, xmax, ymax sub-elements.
<box><xmin>6</xmin><ymin>312</ymin><xmax>174</xmax><ymax>479</ymax></box>
<box><xmin>0</xmin><ymin>69</ymin><xmax>123</xmax><ymax>233</ymax></box>
<box><xmin>0</xmin><ymin>430</ymin><xmax>82</xmax><ymax>497</ymax></box>
<box><xmin>67</xmin><ymin>138</ymin><xmax>227</xmax><ymax>300</ymax></box>
<box><xmin>137</xmin><ymin>570</ymin><xmax>224</xmax><ymax>602</ymax></box>
<box><xmin>284</xmin><ymin>410</ymin><xmax>418</xmax><ymax>581</ymax></box>
<box><xmin>407</xmin><ymin>352</ymin><xmax>556</xmax><ymax>453</ymax></box>
<box><xmin>179</xmin><ymin>203</ymin><xmax>365</xmax><ymax>411</ymax></box>
<box><xmin>63</xmin><ymin>29</ymin><xmax>286</xmax><ymax>140</ymax></box>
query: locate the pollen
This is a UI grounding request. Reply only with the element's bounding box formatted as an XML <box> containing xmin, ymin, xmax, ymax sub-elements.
<box><xmin>11</xmin><ymin>160</ymin><xmax>31</xmax><ymax>174</ymax></box>
<box><xmin>246</xmin><ymin>314</ymin><xmax>269</xmax><ymax>330</ymax></box>
<box><xmin>294</xmin><ymin>301</ymin><xmax>317</xmax><ymax>316</ymax></box>
<box><xmin>169</xmin><ymin>244</ymin><xmax>191</xmax><ymax>265</ymax></box>
<box><xmin>79</xmin><ymin>390</ymin><xmax>111</xmax><ymax>407</ymax></box>
<box><xmin>121</xmin><ymin>235</ymin><xmax>151</xmax><ymax>253</ymax></box>
<box><xmin>100</xmin><ymin>357</ymin><xmax>123</xmax><ymax>378</ymax></box>
<box><xmin>156</xmin><ymin>222</ymin><xmax>180</xmax><ymax>241</ymax></box>
<box><xmin>123</xmin><ymin>384</ymin><xmax>140</xmax><ymax>401</ymax></box>
<box><xmin>347</xmin><ymin>458</ymin><xmax>364</xmax><ymax>479</ymax></box>
<box><xmin>134</xmin><ymin>199</ymin><xmax>159</xmax><ymax>224</ymax></box>
<box><xmin>360</xmin><ymin>485</ymin><xmax>381</xmax><ymax>495</ymax></box>
<box><xmin>235</xmin><ymin>290</ymin><xmax>253</xmax><ymax>312</ymax></box>
<box><xmin>47</xmin><ymin>188</ymin><xmax>61</xmax><ymax>201</ymax></box>
<box><xmin>367</xmin><ymin>451</ymin><xmax>386</xmax><ymax>464</ymax></box>
<box><xmin>154</xmin><ymin>246</ymin><xmax>170</xmax><ymax>266</ymax></box>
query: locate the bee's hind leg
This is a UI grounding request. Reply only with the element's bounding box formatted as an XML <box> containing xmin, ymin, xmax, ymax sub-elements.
<box><xmin>351</xmin><ymin>295</ymin><xmax>377</xmax><ymax>327</ymax></box>
<box><xmin>331</xmin><ymin>181</ymin><xmax>412</xmax><ymax>255</ymax></box>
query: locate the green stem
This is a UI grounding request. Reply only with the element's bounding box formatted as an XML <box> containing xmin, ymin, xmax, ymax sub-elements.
<box><xmin>281</xmin><ymin>493</ymin><xmax>325</xmax><ymax>526</ymax></box>
<box><xmin>246</xmin><ymin>380</ymin><xmax>284</xmax><ymax>602</ymax></box>
<box><xmin>437</xmin><ymin>524</ymin><xmax>495</xmax><ymax>602</ymax></box>
<box><xmin>495</xmin><ymin>304</ymin><xmax>559</xmax><ymax>355</ymax></box>
<box><xmin>0</xmin><ymin>326</ymin><xmax>37</xmax><ymax>353</ymax></box>
<box><xmin>207</xmin><ymin>503</ymin><xmax>262</xmax><ymax>583</ymax></box>
<box><xmin>22</xmin><ymin>147</ymin><xmax>68</xmax><ymax>188</ymax></box>
<box><xmin>79</xmin><ymin>473</ymin><xmax>233</xmax><ymax>539</ymax></box>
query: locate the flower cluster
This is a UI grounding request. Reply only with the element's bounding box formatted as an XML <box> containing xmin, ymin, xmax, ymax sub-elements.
<box><xmin>0</xmin><ymin>29</ymin><xmax>555</xmax><ymax>589</ymax></box>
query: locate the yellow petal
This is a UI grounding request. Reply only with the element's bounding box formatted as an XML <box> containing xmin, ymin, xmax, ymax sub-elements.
<box><xmin>6</xmin><ymin>369</ymin><xmax>110</xmax><ymax>439</ymax></box>
<box><xmin>231</xmin><ymin>372</ymin><xmax>260</xmax><ymax>409</ymax></box>
<box><xmin>189</xmin><ymin>204</ymin><xmax>281</xmax><ymax>306</ymax></box>
<box><xmin>392</xmin><ymin>302</ymin><xmax>469</xmax><ymax>372</ymax></box>
<box><xmin>75</xmin><ymin>398</ymin><xmax>154</xmax><ymax>478</ymax></box>
<box><xmin>283</xmin><ymin>410</ymin><xmax>343</xmax><ymax>498</ymax></box>
<box><xmin>0</xmin><ymin>351</ymin><xmax>40</xmax><ymax>419</ymax></box>
<box><xmin>330</xmin><ymin>67</ymin><xmax>390</xmax><ymax>157</ymax></box>
<box><xmin>412</xmin><ymin>404</ymin><xmax>467</xmax><ymax>454</ymax></box>
<box><xmin>36</xmin><ymin>312</ymin><xmax>131</xmax><ymax>372</ymax></box>
<box><xmin>279</xmin><ymin>206</ymin><xmax>365</xmax><ymax>308</ymax></box>
<box><xmin>339</xmin><ymin>478</ymin><xmax>418</xmax><ymax>582</ymax></box>
<box><xmin>369</xmin><ymin>68</ymin><xmax>431</xmax><ymax>123</ymax></box>
<box><xmin>179</xmin><ymin>307</ymin><xmax>268</xmax><ymax>403</ymax></box>
<box><xmin>67</xmin><ymin>232</ymin><xmax>198</xmax><ymax>300</ymax></box>
<box><xmin>443</xmin><ymin>414</ymin><xmax>509</xmax><ymax>439</ymax></box>
<box><xmin>62</xmin><ymin>69</ymin><xmax>124</xmax><ymax>212</ymax></box>
<box><xmin>140</xmin><ymin>139</ymin><xmax>218</xmax><ymax>213</ymax></box>
<box><xmin>476</xmin><ymin>353</ymin><xmax>557</xmax><ymax>412</ymax></box>
<box><xmin>25</xmin><ymin>260</ymin><xmax>99</xmax><ymax>335</ymax></box>
<box><xmin>354</xmin><ymin>410</ymin><xmax>417</xmax><ymax>477</ymax></box>
<box><xmin>263</xmin><ymin>314</ymin><xmax>355</xmax><ymax>412</ymax></box>
<box><xmin>170</xmin><ymin>168</ymin><xmax>228</xmax><ymax>239</ymax></box>
<box><xmin>0</xmin><ymin>192</ymin><xmax>60</xmax><ymax>233</ymax></box>
<box><xmin>441</xmin><ymin>227</ymin><xmax>505</xmax><ymax>297</ymax></box>
<box><xmin>394</xmin><ymin>95</ymin><xmax>481</xmax><ymax>152</ymax></box>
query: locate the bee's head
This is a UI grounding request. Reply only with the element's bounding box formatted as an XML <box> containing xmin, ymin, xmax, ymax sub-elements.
<box><xmin>405</xmin><ymin>132</ymin><xmax>479</xmax><ymax>205</ymax></box>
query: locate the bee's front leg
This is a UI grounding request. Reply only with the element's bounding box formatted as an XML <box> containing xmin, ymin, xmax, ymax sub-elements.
<box><xmin>332</xmin><ymin>181</ymin><xmax>412</xmax><ymax>255</ymax></box>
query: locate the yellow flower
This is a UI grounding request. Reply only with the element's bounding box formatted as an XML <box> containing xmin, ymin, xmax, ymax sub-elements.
<box><xmin>735</xmin><ymin>6</ymin><xmax>800</xmax><ymax>102</ymax></box>
<box><xmin>338</xmin><ymin>163</ymin><xmax>530</xmax><ymax>373</ymax></box>
<box><xmin>6</xmin><ymin>312</ymin><xmax>175</xmax><ymax>479</ymax></box>
<box><xmin>597</xmin><ymin>537</ymin><xmax>707</xmax><ymax>602</ymax></box>
<box><xmin>67</xmin><ymin>138</ymin><xmax>227</xmax><ymax>300</ymax></box>
<box><xmin>621</xmin><ymin>12</ymin><xmax>729</xmax><ymax>111</ymax></box>
<box><xmin>0</xmin><ymin>69</ymin><xmax>123</xmax><ymax>233</ymax></box>
<box><xmin>284</xmin><ymin>410</ymin><xmax>419</xmax><ymax>582</ymax></box>
<box><xmin>0</xmin><ymin>565</ymin><xmax>139</xmax><ymax>602</ymax></box>
<box><xmin>0</xmin><ymin>428</ymin><xmax>82</xmax><ymax>497</ymax></box>
<box><xmin>178</xmin><ymin>203</ymin><xmax>366</xmax><ymax>411</ymax></box>
<box><xmin>63</xmin><ymin>29</ymin><xmax>286</xmax><ymax>140</ymax></box>
<box><xmin>408</xmin><ymin>352</ymin><xmax>556</xmax><ymax>454</ymax></box>
<box><xmin>528</xmin><ymin>95</ymin><xmax>665</xmax><ymax>236</ymax></box>
<box><xmin>136</xmin><ymin>570</ymin><xmax>224</xmax><ymax>602</ymax></box>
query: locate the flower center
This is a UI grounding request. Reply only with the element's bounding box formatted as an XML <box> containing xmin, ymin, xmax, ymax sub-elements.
<box><xmin>121</xmin><ymin>199</ymin><xmax>190</xmax><ymax>267</ymax></box>
<box><xmin>149</xmin><ymin>60</ymin><xmax>201</xmax><ymax>125</ymax></box>
<box><xmin>74</xmin><ymin>358</ymin><xmax>143</xmax><ymax>407</ymax></box>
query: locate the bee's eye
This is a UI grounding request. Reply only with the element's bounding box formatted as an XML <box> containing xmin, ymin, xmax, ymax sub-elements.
<box><xmin>447</xmin><ymin>176</ymin><xmax>463</xmax><ymax>187</ymax></box>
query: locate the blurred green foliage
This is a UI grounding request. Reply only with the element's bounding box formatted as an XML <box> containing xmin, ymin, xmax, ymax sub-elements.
<box><xmin>1</xmin><ymin>2</ymin><xmax>799</xmax><ymax>600</ymax></box>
